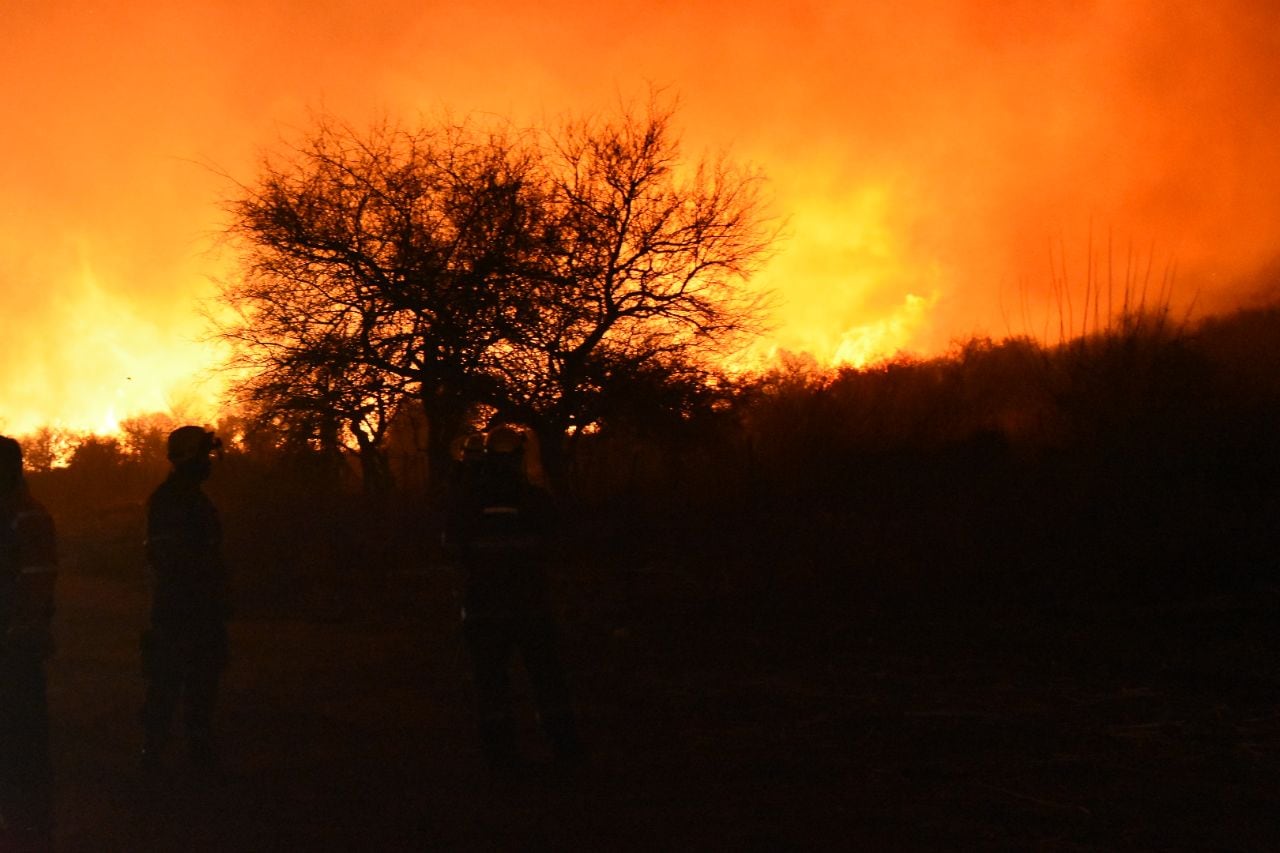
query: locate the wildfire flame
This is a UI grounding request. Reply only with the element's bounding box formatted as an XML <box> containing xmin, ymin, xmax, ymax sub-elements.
<box><xmin>744</xmin><ymin>184</ymin><xmax>943</xmax><ymax>369</ymax></box>
<box><xmin>3</xmin><ymin>1</ymin><xmax>1278</xmax><ymax>436</ymax></box>
<box><xmin>0</xmin><ymin>259</ymin><xmax>223</xmax><ymax>438</ymax></box>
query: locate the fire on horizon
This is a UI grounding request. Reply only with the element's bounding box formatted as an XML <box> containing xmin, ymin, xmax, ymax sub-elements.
<box><xmin>2</xmin><ymin>0</ymin><xmax>1278</xmax><ymax>435</ymax></box>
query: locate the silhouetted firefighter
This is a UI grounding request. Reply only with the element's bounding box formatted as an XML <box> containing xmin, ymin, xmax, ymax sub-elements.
<box><xmin>444</xmin><ymin>425</ymin><xmax>582</xmax><ymax>770</ymax></box>
<box><xmin>0</xmin><ymin>436</ymin><xmax>57</xmax><ymax>849</ymax></box>
<box><xmin>140</xmin><ymin>427</ymin><xmax>229</xmax><ymax>770</ymax></box>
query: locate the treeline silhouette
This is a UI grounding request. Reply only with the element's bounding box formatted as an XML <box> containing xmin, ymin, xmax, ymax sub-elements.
<box><xmin>18</xmin><ymin>301</ymin><xmax>1280</xmax><ymax>617</ymax></box>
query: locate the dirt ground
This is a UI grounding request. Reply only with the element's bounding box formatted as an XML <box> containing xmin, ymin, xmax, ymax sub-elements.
<box><xmin>41</xmin><ymin>541</ymin><xmax>1280</xmax><ymax>851</ymax></box>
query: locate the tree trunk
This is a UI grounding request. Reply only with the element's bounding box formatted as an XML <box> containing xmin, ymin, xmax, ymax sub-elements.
<box><xmin>533</xmin><ymin>419</ymin><xmax>571</xmax><ymax>497</ymax></box>
<box><xmin>420</xmin><ymin>390</ymin><xmax>470</xmax><ymax>506</ymax></box>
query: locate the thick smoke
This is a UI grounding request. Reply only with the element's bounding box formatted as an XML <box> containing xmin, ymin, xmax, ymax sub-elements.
<box><xmin>2</xmin><ymin>0</ymin><xmax>1278</xmax><ymax>428</ymax></box>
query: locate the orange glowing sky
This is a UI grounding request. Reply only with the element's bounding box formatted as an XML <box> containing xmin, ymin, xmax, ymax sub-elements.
<box><xmin>3</xmin><ymin>0</ymin><xmax>1280</xmax><ymax>434</ymax></box>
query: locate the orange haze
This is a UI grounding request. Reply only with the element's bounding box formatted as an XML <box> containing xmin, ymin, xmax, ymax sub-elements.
<box><xmin>3</xmin><ymin>0</ymin><xmax>1280</xmax><ymax>434</ymax></box>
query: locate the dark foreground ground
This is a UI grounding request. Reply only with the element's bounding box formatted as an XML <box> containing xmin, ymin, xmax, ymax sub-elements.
<box><xmin>43</xmin><ymin>519</ymin><xmax>1280</xmax><ymax>852</ymax></box>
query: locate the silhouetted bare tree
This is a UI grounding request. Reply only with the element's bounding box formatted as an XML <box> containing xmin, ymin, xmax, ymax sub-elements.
<box><xmin>66</xmin><ymin>434</ymin><xmax>128</xmax><ymax>475</ymax></box>
<box><xmin>218</xmin><ymin>97</ymin><xmax>775</xmax><ymax>494</ymax></box>
<box><xmin>490</xmin><ymin>96</ymin><xmax>775</xmax><ymax>478</ymax></box>
<box><xmin>225</xmin><ymin>329</ymin><xmax>403</xmax><ymax>494</ymax></box>
<box><xmin>118</xmin><ymin>413</ymin><xmax>181</xmax><ymax>470</ymax></box>
<box><xmin>220</xmin><ymin>117</ymin><xmax>544</xmax><ymax>491</ymax></box>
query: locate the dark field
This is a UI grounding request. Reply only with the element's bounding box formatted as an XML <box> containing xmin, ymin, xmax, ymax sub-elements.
<box><xmin>42</xmin><ymin>486</ymin><xmax>1280</xmax><ymax>852</ymax></box>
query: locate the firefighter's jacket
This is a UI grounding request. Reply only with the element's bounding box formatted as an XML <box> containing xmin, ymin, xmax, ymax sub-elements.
<box><xmin>445</xmin><ymin>463</ymin><xmax>556</xmax><ymax>620</ymax></box>
<box><xmin>145</xmin><ymin>472</ymin><xmax>229</xmax><ymax>629</ymax></box>
<box><xmin>0</xmin><ymin>483</ymin><xmax>57</xmax><ymax>661</ymax></box>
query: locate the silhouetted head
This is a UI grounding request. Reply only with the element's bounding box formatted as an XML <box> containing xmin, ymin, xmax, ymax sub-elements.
<box><xmin>485</xmin><ymin>425</ymin><xmax>526</xmax><ymax>457</ymax></box>
<box><xmin>486</xmin><ymin>423</ymin><xmax>550</xmax><ymax>489</ymax></box>
<box><xmin>479</xmin><ymin>425</ymin><xmax>525</xmax><ymax>481</ymax></box>
<box><xmin>0</xmin><ymin>435</ymin><xmax>23</xmax><ymax>495</ymax></box>
<box><xmin>167</xmin><ymin>426</ymin><xmax>221</xmax><ymax>481</ymax></box>
<box><xmin>450</xmin><ymin>423</ymin><xmax>547</xmax><ymax>492</ymax></box>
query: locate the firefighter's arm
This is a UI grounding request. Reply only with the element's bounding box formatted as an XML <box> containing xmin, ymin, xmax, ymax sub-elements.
<box><xmin>440</xmin><ymin>516</ymin><xmax>460</xmax><ymax>559</ymax></box>
<box><xmin>8</xmin><ymin>508</ymin><xmax>57</xmax><ymax>655</ymax></box>
<box><xmin>534</xmin><ymin>487</ymin><xmax>561</xmax><ymax>553</ymax></box>
<box><xmin>441</xmin><ymin>499</ymin><xmax>476</xmax><ymax>560</ymax></box>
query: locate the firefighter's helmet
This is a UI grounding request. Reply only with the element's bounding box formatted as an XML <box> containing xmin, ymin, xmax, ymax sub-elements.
<box><xmin>485</xmin><ymin>425</ymin><xmax>526</xmax><ymax>456</ymax></box>
<box><xmin>167</xmin><ymin>426</ymin><xmax>221</xmax><ymax>465</ymax></box>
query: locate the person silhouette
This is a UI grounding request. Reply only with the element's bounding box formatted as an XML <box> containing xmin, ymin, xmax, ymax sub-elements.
<box><xmin>0</xmin><ymin>435</ymin><xmax>57</xmax><ymax>849</ymax></box>
<box><xmin>443</xmin><ymin>424</ymin><xmax>582</xmax><ymax>770</ymax></box>
<box><xmin>139</xmin><ymin>427</ymin><xmax>230</xmax><ymax>770</ymax></box>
